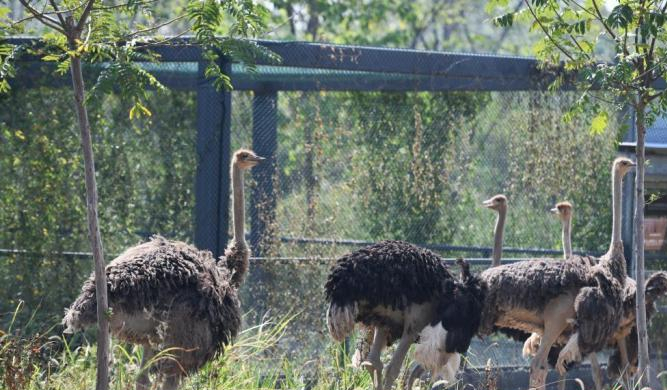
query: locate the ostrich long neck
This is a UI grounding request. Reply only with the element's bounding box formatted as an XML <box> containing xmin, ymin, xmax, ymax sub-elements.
<box><xmin>611</xmin><ymin>165</ymin><xmax>623</xmax><ymax>248</ymax></box>
<box><xmin>492</xmin><ymin>208</ymin><xmax>505</xmax><ymax>267</ymax></box>
<box><xmin>602</xmin><ymin>163</ymin><xmax>626</xmax><ymax>282</ymax></box>
<box><xmin>232</xmin><ymin>162</ymin><xmax>246</xmax><ymax>248</ymax></box>
<box><xmin>562</xmin><ymin>215</ymin><xmax>572</xmax><ymax>259</ymax></box>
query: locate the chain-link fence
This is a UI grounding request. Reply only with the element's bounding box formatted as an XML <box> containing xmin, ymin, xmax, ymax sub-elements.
<box><xmin>2</xmin><ymin>39</ymin><xmax>666</xmax><ymax>371</ymax></box>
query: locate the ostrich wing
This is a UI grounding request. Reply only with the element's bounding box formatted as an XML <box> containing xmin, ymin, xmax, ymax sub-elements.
<box><xmin>574</xmin><ymin>269</ymin><xmax>624</xmax><ymax>355</ymax></box>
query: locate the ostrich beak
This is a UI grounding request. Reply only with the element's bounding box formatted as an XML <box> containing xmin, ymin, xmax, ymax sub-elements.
<box><xmin>550</xmin><ymin>207</ymin><xmax>559</xmax><ymax>214</ymax></box>
<box><xmin>249</xmin><ymin>155</ymin><xmax>266</xmax><ymax>163</ymax></box>
<box><xmin>482</xmin><ymin>199</ymin><xmax>494</xmax><ymax>208</ymax></box>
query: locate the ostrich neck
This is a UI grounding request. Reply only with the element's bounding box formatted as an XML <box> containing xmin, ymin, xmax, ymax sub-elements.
<box><xmin>492</xmin><ymin>209</ymin><xmax>505</xmax><ymax>267</ymax></box>
<box><xmin>610</xmin><ymin>167</ymin><xmax>623</xmax><ymax>249</ymax></box>
<box><xmin>232</xmin><ymin>163</ymin><xmax>246</xmax><ymax>247</ymax></box>
<box><xmin>601</xmin><ymin>165</ymin><xmax>626</xmax><ymax>283</ymax></box>
<box><xmin>562</xmin><ymin>217</ymin><xmax>572</xmax><ymax>259</ymax></box>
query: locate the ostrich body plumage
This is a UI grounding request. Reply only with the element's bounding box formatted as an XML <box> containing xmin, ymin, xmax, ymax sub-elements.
<box><xmin>63</xmin><ymin>236</ymin><xmax>243</xmax><ymax>375</ymax></box>
<box><xmin>480</xmin><ymin>243</ymin><xmax>626</xmax><ymax>352</ymax></box>
<box><xmin>325</xmin><ymin>240</ymin><xmax>485</xmax><ymax>390</ymax></box>
<box><xmin>325</xmin><ymin>240</ymin><xmax>483</xmax><ymax>352</ymax></box>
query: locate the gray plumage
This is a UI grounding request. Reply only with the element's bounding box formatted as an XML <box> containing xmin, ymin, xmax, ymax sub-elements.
<box><xmin>63</xmin><ymin>236</ymin><xmax>242</xmax><ymax>373</ymax></box>
<box><xmin>63</xmin><ymin>148</ymin><xmax>263</xmax><ymax>390</ymax></box>
<box><xmin>480</xmin><ymin>244</ymin><xmax>625</xmax><ymax>351</ymax></box>
<box><xmin>607</xmin><ymin>271</ymin><xmax>667</xmax><ymax>378</ymax></box>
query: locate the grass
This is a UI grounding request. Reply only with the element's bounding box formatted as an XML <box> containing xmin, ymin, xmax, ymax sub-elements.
<box><xmin>2</xmin><ymin>304</ymin><xmax>666</xmax><ymax>390</ymax></box>
<box><xmin>0</xmin><ymin>310</ymin><xmax>376</xmax><ymax>390</ymax></box>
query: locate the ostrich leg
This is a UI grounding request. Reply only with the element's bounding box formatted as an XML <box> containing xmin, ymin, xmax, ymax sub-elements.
<box><xmin>362</xmin><ymin>327</ymin><xmax>388</xmax><ymax>390</ymax></box>
<box><xmin>589</xmin><ymin>353</ymin><xmax>603</xmax><ymax>390</ymax></box>
<box><xmin>617</xmin><ymin>338</ymin><xmax>632</xmax><ymax>388</ymax></box>
<box><xmin>161</xmin><ymin>374</ymin><xmax>181</xmax><ymax>390</ymax></box>
<box><xmin>383</xmin><ymin>330</ymin><xmax>419</xmax><ymax>390</ymax></box>
<box><xmin>136</xmin><ymin>345</ymin><xmax>155</xmax><ymax>390</ymax></box>
<box><xmin>530</xmin><ymin>302</ymin><xmax>571</xmax><ymax>390</ymax></box>
<box><xmin>401</xmin><ymin>362</ymin><xmax>425</xmax><ymax>390</ymax></box>
<box><xmin>353</xmin><ymin>326</ymin><xmax>373</xmax><ymax>369</ymax></box>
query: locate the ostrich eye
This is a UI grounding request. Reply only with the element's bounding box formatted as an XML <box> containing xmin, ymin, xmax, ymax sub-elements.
<box><xmin>241</xmin><ymin>153</ymin><xmax>248</xmax><ymax>159</ymax></box>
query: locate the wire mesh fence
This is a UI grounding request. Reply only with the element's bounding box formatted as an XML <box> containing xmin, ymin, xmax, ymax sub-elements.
<box><xmin>2</xmin><ymin>39</ymin><xmax>666</xmax><ymax>371</ymax></box>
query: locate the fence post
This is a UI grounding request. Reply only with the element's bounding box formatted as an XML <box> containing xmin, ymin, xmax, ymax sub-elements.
<box><xmin>250</xmin><ymin>90</ymin><xmax>278</xmax><ymax>257</ymax></box>
<box><xmin>194</xmin><ymin>59</ymin><xmax>232</xmax><ymax>257</ymax></box>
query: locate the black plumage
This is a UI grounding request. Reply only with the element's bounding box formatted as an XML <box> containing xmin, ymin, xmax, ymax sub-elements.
<box><xmin>434</xmin><ymin>258</ymin><xmax>486</xmax><ymax>353</ymax></box>
<box><xmin>325</xmin><ymin>240</ymin><xmax>456</xmax><ymax>311</ymax></box>
<box><xmin>325</xmin><ymin>240</ymin><xmax>484</xmax><ymax>390</ymax></box>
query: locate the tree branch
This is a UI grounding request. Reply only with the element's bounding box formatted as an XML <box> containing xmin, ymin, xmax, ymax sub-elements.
<box><xmin>48</xmin><ymin>0</ymin><xmax>67</xmax><ymax>27</ymax></box>
<box><xmin>124</xmin><ymin>14</ymin><xmax>188</xmax><ymax>38</ymax></box>
<box><xmin>648</xmin><ymin>1</ymin><xmax>667</xmax><ymax>62</ymax></box>
<box><xmin>523</xmin><ymin>0</ymin><xmax>575</xmax><ymax>61</ymax></box>
<box><xmin>76</xmin><ymin>0</ymin><xmax>96</xmax><ymax>33</ymax></box>
<box><xmin>92</xmin><ymin>0</ymin><xmax>157</xmax><ymax>12</ymax></box>
<box><xmin>17</xmin><ymin>0</ymin><xmax>66</xmax><ymax>33</ymax></box>
<box><xmin>592</xmin><ymin>0</ymin><xmax>620</xmax><ymax>45</ymax></box>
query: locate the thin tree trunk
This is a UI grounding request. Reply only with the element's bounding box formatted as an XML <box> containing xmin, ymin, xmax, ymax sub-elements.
<box><xmin>69</xmin><ymin>52</ymin><xmax>110</xmax><ymax>390</ymax></box>
<box><xmin>634</xmin><ymin>99</ymin><xmax>655</xmax><ymax>389</ymax></box>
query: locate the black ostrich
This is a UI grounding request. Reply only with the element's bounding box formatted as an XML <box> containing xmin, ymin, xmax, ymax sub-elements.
<box><xmin>325</xmin><ymin>240</ymin><xmax>485</xmax><ymax>390</ymax></box>
<box><xmin>63</xmin><ymin>149</ymin><xmax>264</xmax><ymax>390</ymax></box>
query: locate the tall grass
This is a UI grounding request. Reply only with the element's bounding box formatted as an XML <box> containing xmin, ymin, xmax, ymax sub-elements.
<box><xmin>0</xmin><ymin>309</ymin><xmax>376</xmax><ymax>390</ymax></box>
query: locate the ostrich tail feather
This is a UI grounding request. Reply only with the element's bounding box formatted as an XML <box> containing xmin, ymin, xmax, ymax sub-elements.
<box><xmin>326</xmin><ymin>302</ymin><xmax>358</xmax><ymax>341</ymax></box>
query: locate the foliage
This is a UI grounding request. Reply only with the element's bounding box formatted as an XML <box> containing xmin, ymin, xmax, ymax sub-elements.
<box><xmin>0</xmin><ymin>86</ymin><xmax>197</xmax><ymax>329</ymax></box>
<box><xmin>348</xmin><ymin>92</ymin><xmax>489</xmax><ymax>243</ymax></box>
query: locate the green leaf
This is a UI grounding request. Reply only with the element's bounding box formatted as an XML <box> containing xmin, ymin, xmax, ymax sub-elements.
<box><xmin>607</xmin><ymin>5</ymin><xmax>633</xmax><ymax>29</ymax></box>
<box><xmin>590</xmin><ymin>111</ymin><xmax>608</xmax><ymax>135</ymax></box>
<box><xmin>493</xmin><ymin>12</ymin><xmax>514</xmax><ymax>27</ymax></box>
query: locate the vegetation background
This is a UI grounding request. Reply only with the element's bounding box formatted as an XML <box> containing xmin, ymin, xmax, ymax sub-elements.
<box><xmin>1</xmin><ymin>0</ymin><xmax>664</xmax><ymax>388</ymax></box>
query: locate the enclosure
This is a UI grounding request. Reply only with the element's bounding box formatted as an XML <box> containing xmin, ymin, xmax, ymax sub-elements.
<box><xmin>1</xmin><ymin>37</ymin><xmax>666</xmax><ymax>386</ymax></box>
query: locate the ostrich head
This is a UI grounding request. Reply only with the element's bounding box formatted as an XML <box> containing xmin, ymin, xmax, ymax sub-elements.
<box><xmin>550</xmin><ymin>201</ymin><xmax>572</xmax><ymax>222</ymax></box>
<box><xmin>482</xmin><ymin>194</ymin><xmax>507</xmax><ymax>212</ymax></box>
<box><xmin>233</xmin><ymin>149</ymin><xmax>265</xmax><ymax>170</ymax></box>
<box><xmin>614</xmin><ymin>157</ymin><xmax>636</xmax><ymax>175</ymax></box>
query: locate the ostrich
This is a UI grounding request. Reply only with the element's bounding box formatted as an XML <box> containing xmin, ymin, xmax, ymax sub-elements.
<box><xmin>413</xmin><ymin>157</ymin><xmax>635</xmax><ymax>390</ymax></box>
<box><xmin>529</xmin><ymin>203</ymin><xmax>667</xmax><ymax>386</ymax></box>
<box><xmin>325</xmin><ymin>241</ymin><xmax>485</xmax><ymax>390</ymax></box>
<box><xmin>522</xmin><ymin>202</ymin><xmax>604</xmax><ymax>390</ymax></box>
<box><xmin>478</xmin><ymin>157</ymin><xmax>635</xmax><ymax>389</ymax></box>
<box><xmin>62</xmin><ymin>149</ymin><xmax>264</xmax><ymax>390</ymax></box>
<box><xmin>608</xmin><ymin>270</ymin><xmax>667</xmax><ymax>379</ymax></box>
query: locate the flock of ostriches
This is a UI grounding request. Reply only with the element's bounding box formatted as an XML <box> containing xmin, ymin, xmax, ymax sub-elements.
<box><xmin>62</xmin><ymin>149</ymin><xmax>667</xmax><ymax>390</ymax></box>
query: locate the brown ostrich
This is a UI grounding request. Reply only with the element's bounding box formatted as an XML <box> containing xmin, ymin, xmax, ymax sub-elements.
<box><xmin>412</xmin><ymin>157</ymin><xmax>635</xmax><ymax>390</ymax></box>
<box><xmin>62</xmin><ymin>149</ymin><xmax>264</xmax><ymax>390</ymax></box>
<box><xmin>522</xmin><ymin>201</ymin><xmax>603</xmax><ymax>390</ymax></box>
<box><xmin>478</xmin><ymin>157</ymin><xmax>635</xmax><ymax>389</ymax></box>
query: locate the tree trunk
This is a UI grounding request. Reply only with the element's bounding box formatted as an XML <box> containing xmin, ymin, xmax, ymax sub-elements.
<box><xmin>634</xmin><ymin>100</ymin><xmax>656</xmax><ymax>389</ymax></box>
<box><xmin>69</xmin><ymin>52</ymin><xmax>110</xmax><ymax>390</ymax></box>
